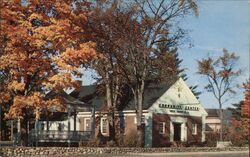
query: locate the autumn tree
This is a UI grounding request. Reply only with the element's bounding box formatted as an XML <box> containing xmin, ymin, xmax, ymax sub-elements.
<box><xmin>87</xmin><ymin>0</ymin><xmax>131</xmax><ymax>142</ymax></box>
<box><xmin>87</xmin><ymin>0</ymin><xmax>198</xmax><ymax>146</ymax></box>
<box><xmin>242</xmin><ymin>80</ymin><xmax>250</xmax><ymax>118</ymax></box>
<box><xmin>0</xmin><ymin>0</ymin><xmax>96</xmax><ymax>145</ymax></box>
<box><xmin>197</xmin><ymin>49</ymin><xmax>241</xmax><ymax>141</ymax></box>
<box><xmin>108</xmin><ymin>0</ymin><xmax>198</xmax><ymax>146</ymax></box>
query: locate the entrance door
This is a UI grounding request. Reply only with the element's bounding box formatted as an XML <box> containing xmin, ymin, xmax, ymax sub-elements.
<box><xmin>173</xmin><ymin>122</ymin><xmax>181</xmax><ymax>141</ymax></box>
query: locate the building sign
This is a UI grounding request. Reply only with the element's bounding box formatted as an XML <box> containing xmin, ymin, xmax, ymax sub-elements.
<box><xmin>159</xmin><ymin>103</ymin><xmax>199</xmax><ymax>111</ymax></box>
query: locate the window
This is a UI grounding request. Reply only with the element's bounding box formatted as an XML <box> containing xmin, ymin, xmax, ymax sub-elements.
<box><xmin>134</xmin><ymin>115</ymin><xmax>145</xmax><ymax>124</ymax></box>
<box><xmin>84</xmin><ymin>118</ymin><xmax>91</xmax><ymax>131</ymax></box>
<box><xmin>192</xmin><ymin>123</ymin><xmax>197</xmax><ymax>135</ymax></box>
<box><xmin>159</xmin><ymin>122</ymin><xmax>165</xmax><ymax>134</ymax></box>
<box><xmin>101</xmin><ymin>118</ymin><xmax>108</xmax><ymax>134</ymax></box>
<box><xmin>58</xmin><ymin>123</ymin><xmax>63</xmax><ymax>132</ymax></box>
<box><xmin>40</xmin><ymin>123</ymin><xmax>45</xmax><ymax>131</ymax></box>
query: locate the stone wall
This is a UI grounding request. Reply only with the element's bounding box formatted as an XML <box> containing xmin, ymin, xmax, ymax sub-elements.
<box><xmin>0</xmin><ymin>147</ymin><xmax>249</xmax><ymax>157</ymax></box>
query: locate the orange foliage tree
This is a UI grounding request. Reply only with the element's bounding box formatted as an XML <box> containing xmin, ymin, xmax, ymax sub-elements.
<box><xmin>0</xmin><ymin>0</ymin><xmax>96</xmax><ymax>123</ymax></box>
<box><xmin>225</xmin><ymin>81</ymin><xmax>250</xmax><ymax>146</ymax></box>
<box><xmin>224</xmin><ymin>117</ymin><xmax>249</xmax><ymax>146</ymax></box>
<box><xmin>242</xmin><ymin>81</ymin><xmax>250</xmax><ymax>118</ymax></box>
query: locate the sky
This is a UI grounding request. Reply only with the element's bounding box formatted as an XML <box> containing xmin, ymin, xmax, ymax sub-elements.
<box><xmin>178</xmin><ymin>0</ymin><xmax>250</xmax><ymax>109</ymax></box>
<box><xmin>82</xmin><ymin>0</ymin><xmax>250</xmax><ymax>109</ymax></box>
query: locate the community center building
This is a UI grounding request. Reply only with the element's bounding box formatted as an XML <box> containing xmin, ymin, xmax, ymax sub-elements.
<box><xmin>35</xmin><ymin>78</ymin><xmax>208</xmax><ymax>147</ymax></box>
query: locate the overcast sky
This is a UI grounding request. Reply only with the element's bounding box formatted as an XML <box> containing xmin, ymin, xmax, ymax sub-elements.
<box><xmin>82</xmin><ymin>0</ymin><xmax>250</xmax><ymax>109</ymax></box>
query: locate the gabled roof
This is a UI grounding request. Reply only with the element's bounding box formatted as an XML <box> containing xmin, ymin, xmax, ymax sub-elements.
<box><xmin>124</xmin><ymin>81</ymin><xmax>175</xmax><ymax>110</ymax></box>
<box><xmin>69</xmin><ymin>85</ymin><xmax>106</xmax><ymax>111</ymax></box>
<box><xmin>148</xmin><ymin>78</ymin><xmax>207</xmax><ymax>116</ymax></box>
<box><xmin>69</xmin><ymin>80</ymin><xmax>176</xmax><ymax>111</ymax></box>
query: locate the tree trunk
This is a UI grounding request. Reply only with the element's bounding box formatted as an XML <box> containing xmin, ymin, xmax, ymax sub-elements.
<box><xmin>135</xmin><ymin>84</ymin><xmax>144</xmax><ymax>147</ymax></box>
<box><xmin>219</xmin><ymin>101</ymin><xmax>223</xmax><ymax>141</ymax></box>
<box><xmin>105</xmin><ymin>71</ymin><xmax>115</xmax><ymax>141</ymax></box>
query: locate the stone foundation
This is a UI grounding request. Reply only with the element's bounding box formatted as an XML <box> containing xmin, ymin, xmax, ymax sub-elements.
<box><xmin>0</xmin><ymin>146</ymin><xmax>248</xmax><ymax>157</ymax></box>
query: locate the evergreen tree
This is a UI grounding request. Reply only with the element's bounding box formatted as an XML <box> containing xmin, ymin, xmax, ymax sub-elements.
<box><xmin>228</xmin><ymin>101</ymin><xmax>243</xmax><ymax>121</ymax></box>
<box><xmin>156</xmin><ymin>37</ymin><xmax>201</xmax><ymax>99</ymax></box>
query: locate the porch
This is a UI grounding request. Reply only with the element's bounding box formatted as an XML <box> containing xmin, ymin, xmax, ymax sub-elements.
<box><xmin>29</xmin><ymin>130</ymin><xmax>92</xmax><ymax>144</ymax></box>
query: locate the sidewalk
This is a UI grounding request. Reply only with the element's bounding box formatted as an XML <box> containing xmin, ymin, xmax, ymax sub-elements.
<box><xmin>129</xmin><ymin>150</ymin><xmax>250</xmax><ymax>157</ymax></box>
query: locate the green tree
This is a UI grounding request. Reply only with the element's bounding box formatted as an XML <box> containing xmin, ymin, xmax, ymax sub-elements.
<box><xmin>228</xmin><ymin>101</ymin><xmax>243</xmax><ymax>121</ymax></box>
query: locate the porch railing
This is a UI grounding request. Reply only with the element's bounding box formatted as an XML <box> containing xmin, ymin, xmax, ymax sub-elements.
<box><xmin>29</xmin><ymin>130</ymin><xmax>92</xmax><ymax>143</ymax></box>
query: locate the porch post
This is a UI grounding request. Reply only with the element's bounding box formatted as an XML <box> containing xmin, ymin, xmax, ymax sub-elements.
<box><xmin>17</xmin><ymin>118</ymin><xmax>21</xmax><ymax>134</ymax></box>
<box><xmin>17</xmin><ymin>117</ymin><xmax>21</xmax><ymax>145</ymax></box>
<box><xmin>27</xmin><ymin>121</ymin><xmax>29</xmax><ymax>146</ymax></box>
<box><xmin>46</xmin><ymin>110</ymin><xmax>49</xmax><ymax>132</ymax></box>
<box><xmin>201</xmin><ymin>114</ymin><xmax>206</xmax><ymax>142</ymax></box>
<box><xmin>35</xmin><ymin>118</ymin><xmax>38</xmax><ymax>147</ymax></box>
<box><xmin>91</xmin><ymin>107</ymin><xmax>95</xmax><ymax>137</ymax></box>
<box><xmin>11</xmin><ymin>120</ymin><xmax>13</xmax><ymax>141</ymax></box>
<box><xmin>68</xmin><ymin>106</ymin><xmax>71</xmax><ymax>147</ymax></box>
<box><xmin>144</xmin><ymin>112</ymin><xmax>153</xmax><ymax>147</ymax></box>
<box><xmin>74</xmin><ymin>108</ymin><xmax>76</xmax><ymax>131</ymax></box>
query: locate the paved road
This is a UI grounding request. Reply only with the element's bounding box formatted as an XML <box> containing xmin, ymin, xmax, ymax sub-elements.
<box><xmin>55</xmin><ymin>151</ymin><xmax>249</xmax><ymax>157</ymax></box>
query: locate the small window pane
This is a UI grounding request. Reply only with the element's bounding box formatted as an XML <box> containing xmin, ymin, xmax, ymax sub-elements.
<box><xmin>40</xmin><ymin>123</ymin><xmax>45</xmax><ymax>131</ymax></box>
<box><xmin>192</xmin><ymin>123</ymin><xmax>197</xmax><ymax>135</ymax></box>
<box><xmin>159</xmin><ymin>122</ymin><xmax>165</xmax><ymax>134</ymax></box>
<box><xmin>85</xmin><ymin>118</ymin><xmax>91</xmax><ymax>131</ymax></box>
<box><xmin>101</xmin><ymin>118</ymin><xmax>108</xmax><ymax>134</ymax></box>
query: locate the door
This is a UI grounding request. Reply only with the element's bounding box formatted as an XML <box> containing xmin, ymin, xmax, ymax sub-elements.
<box><xmin>173</xmin><ymin>122</ymin><xmax>181</xmax><ymax>141</ymax></box>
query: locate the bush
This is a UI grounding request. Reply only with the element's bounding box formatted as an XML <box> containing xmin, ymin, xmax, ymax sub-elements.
<box><xmin>205</xmin><ymin>132</ymin><xmax>219</xmax><ymax>147</ymax></box>
<box><xmin>116</xmin><ymin>129</ymin><xmax>138</xmax><ymax>147</ymax></box>
<box><xmin>106</xmin><ymin>140</ymin><xmax>116</xmax><ymax>147</ymax></box>
<box><xmin>123</xmin><ymin>130</ymin><xmax>138</xmax><ymax>147</ymax></box>
<box><xmin>79</xmin><ymin>137</ymin><xmax>102</xmax><ymax>147</ymax></box>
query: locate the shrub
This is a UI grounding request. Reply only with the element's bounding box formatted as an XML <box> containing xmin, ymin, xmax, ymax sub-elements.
<box><xmin>123</xmin><ymin>130</ymin><xmax>138</xmax><ymax>147</ymax></box>
<box><xmin>116</xmin><ymin>129</ymin><xmax>138</xmax><ymax>147</ymax></box>
<box><xmin>106</xmin><ymin>140</ymin><xmax>116</xmax><ymax>147</ymax></box>
<box><xmin>79</xmin><ymin>137</ymin><xmax>102</xmax><ymax>147</ymax></box>
<box><xmin>205</xmin><ymin>132</ymin><xmax>219</xmax><ymax>147</ymax></box>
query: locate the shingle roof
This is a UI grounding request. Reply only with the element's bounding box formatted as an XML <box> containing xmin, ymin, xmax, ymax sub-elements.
<box><xmin>70</xmin><ymin>85</ymin><xmax>106</xmax><ymax>111</ymax></box>
<box><xmin>205</xmin><ymin>109</ymin><xmax>220</xmax><ymax>117</ymax></box>
<box><xmin>205</xmin><ymin>108</ymin><xmax>232</xmax><ymax>120</ymax></box>
<box><xmin>69</xmin><ymin>81</ymin><xmax>176</xmax><ymax>111</ymax></box>
<box><xmin>205</xmin><ymin>124</ymin><xmax>214</xmax><ymax>132</ymax></box>
<box><xmin>124</xmin><ymin>82</ymin><xmax>174</xmax><ymax>110</ymax></box>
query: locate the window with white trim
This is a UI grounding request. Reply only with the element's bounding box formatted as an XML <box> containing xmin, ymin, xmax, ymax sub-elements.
<box><xmin>192</xmin><ymin>123</ymin><xmax>197</xmax><ymax>135</ymax></box>
<box><xmin>101</xmin><ymin>118</ymin><xmax>108</xmax><ymax>134</ymax></box>
<box><xmin>134</xmin><ymin>115</ymin><xmax>145</xmax><ymax>124</ymax></box>
<box><xmin>159</xmin><ymin>122</ymin><xmax>165</xmax><ymax>134</ymax></box>
<box><xmin>84</xmin><ymin>118</ymin><xmax>91</xmax><ymax>131</ymax></box>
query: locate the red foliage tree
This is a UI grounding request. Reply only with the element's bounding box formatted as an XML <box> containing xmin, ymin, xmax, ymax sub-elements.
<box><xmin>242</xmin><ymin>81</ymin><xmax>250</xmax><ymax>118</ymax></box>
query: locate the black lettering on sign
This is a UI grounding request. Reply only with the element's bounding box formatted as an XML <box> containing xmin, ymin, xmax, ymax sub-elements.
<box><xmin>159</xmin><ymin>103</ymin><xmax>199</xmax><ymax>111</ymax></box>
